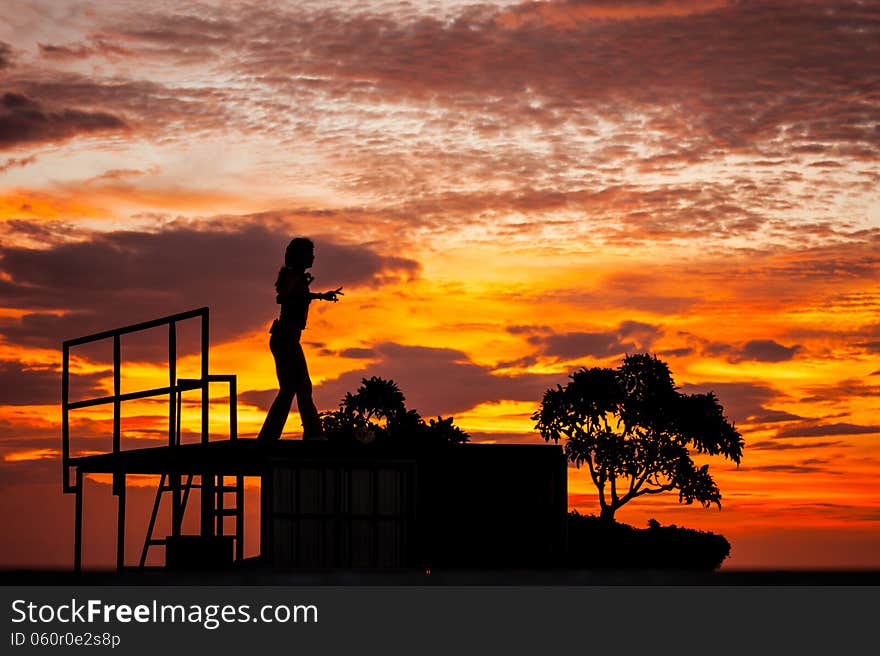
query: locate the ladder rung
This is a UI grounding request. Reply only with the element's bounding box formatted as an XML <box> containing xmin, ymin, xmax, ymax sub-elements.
<box><xmin>147</xmin><ymin>539</ymin><xmax>166</xmax><ymax>546</ymax></box>
<box><xmin>213</xmin><ymin>509</ymin><xmax>239</xmax><ymax>516</ymax></box>
<box><xmin>216</xmin><ymin>486</ymin><xmax>241</xmax><ymax>493</ymax></box>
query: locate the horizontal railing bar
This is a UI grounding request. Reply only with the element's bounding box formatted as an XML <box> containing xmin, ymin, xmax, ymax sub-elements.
<box><xmin>175</xmin><ymin>379</ymin><xmax>205</xmax><ymax>391</ymax></box>
<box><xmin>63</xmin><ymin>307</ymin><xmax>208</xmax><ymax>347</ymax></box>
<box><xmin>68</xmin><ymin>386</ymin><xmax>177</xmax><ymax>409</ymax></box>
<box><xmin>66</xmin><ymin>375</ymin><xmax>238</xmax><ymax>409</ymax></box>
<box><xmin>178</xmin><ymin>375</ymin><xmax>236</xmax><ymax>385</ymax></box>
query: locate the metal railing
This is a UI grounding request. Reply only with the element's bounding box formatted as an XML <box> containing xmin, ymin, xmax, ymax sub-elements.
<box><xmin>61</xmin><ymin>307</ymin><xmax>248</xmax><ymax>571</ymax></box>
<box><xmin>61</xmin><ymin>307</ymin><xmax>210</xmax><ymax>493</ymax></box>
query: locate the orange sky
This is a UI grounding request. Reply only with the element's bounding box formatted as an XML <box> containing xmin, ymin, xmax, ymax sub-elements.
<box><xmin>1</xmin><ymin>0</ymin><xmax>878</xmax><ymax>570</ymax></box>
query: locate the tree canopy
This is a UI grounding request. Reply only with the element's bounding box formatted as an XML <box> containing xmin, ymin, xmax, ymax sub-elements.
<box><xmin>533</xmin><ymin>354</ymin><xmax>743</xmax><ymax>521</ymax></box>
<box><xmin>321</xmin><ymin>376</ymin><xmax>469</xmax><ymax>446</ymax></box>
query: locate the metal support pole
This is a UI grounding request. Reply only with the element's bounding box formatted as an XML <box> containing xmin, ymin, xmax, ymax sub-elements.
<box><xmin>74</xmin><ymin>468</ymin><xmax>83</xmax><ymax>573</ymax></box>
<box><xmin>229</xmin><ymin>376</ymin><xmax>237</xmax><ymax>441</ymax></box>
<box><xmin>201</xmin><ymin>312</ymin><xmax>209</xmax><ymax>445</ymax></box>
<box><xmin>199</xmin><ymin>311</ymin><xmax>212</xmax><ymax>538</ymax></box>
<box><xmin>172</xmin><ymin>388</ymin><xmax>184</xmax><ymax>535</ymax></box>
<box><xmin>170</xmin><ymin>323</ymin><xmax>181</xmax><ymax>536</ymax></box>
<box><xmin>116</xmin><ymin>472</ymin><xmax>126</xmax><ymax>572</ymax></box>
<box><xmin>236</xmin><ymin>475</ymin><xmax>244</xmax><ymax>561</ymax></box>
<box><xmin>113</xmin><ymin>334</ymin><xmax>121</xmax><ymax>454</ymax></box>
<box><xmin>62</xmin><ymin>344</ymin><xmax>70</xmax><ymax>492</ymax></box>
<box><xmin>168</xmin><ymin>322</ymin><xmax>176</xmax><ymax>448</ymax></box>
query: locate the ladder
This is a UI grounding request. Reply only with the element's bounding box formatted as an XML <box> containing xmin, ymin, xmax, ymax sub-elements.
<box><xmin>138</xmin><ymin>376</ymin><xmax>244</xmax><ymax>568</ymax></box>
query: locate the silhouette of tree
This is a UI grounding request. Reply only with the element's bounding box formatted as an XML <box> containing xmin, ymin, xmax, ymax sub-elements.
<box><xmin>343</xmin><ymin>375</ymin><xmax>406</xmax><ymax>426</ymax></box>
<box><xmin>533</xmin><ymin>354</ymin><xmax>743</xmax><ymax>522</ymax></box>
<box><xmin>321</xmin><ymin>376</ymin><xmax>469</xmax><ymax>445</ymax></box>
<box><xmin>423</xmin><ymin>415</ymin><xmax>470</xmax><ymax>446</ymax></box>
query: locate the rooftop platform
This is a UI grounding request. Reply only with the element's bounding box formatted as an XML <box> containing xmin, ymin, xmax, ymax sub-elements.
<box><xmin>59</xmin><ymin>307</ymin><xmax>567</xmax><ymax>573</ymax></box>
<box><xmin>68</xmin><ymin>439</ymin><xmax>568</xmax><ymax>571</ymax></box>
<box><xmin>68</xmin><ymin>439</ymin><xmax>561</xmax><ymax>475</ymax></box>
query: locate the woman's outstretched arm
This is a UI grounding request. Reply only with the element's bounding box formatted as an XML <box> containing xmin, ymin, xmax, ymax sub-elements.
<box><xmin>312</xmin><ymin>287</ymin><xmax>343</xmax><ymax>302</ymax></box>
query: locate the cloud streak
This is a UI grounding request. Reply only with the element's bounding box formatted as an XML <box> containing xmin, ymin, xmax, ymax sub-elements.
<box><xmin>0</xmin><ymin>92</ymin><xmax>127</xmax><ymax>150</ymax></box>
<box><xmin>524</xmin><ymin>320</ymin><xmax>663</xmax><ymax>361</ymax></box>
<box><xmin>0</xmin><ymin>220</ymin><xmax>419</xmax><ymax>352</ymax></box>
<box><xmin>0</xmin><ymin>41</ymin><xmax>12</xmax><ymax>69</ymax></box>
<box><xmin>244</xmin><ymin>341</ymin><xmax>561</xmax><ymax>417</ymax></box>
<box><xmin>0</xmin><ymin>359</ymin><xmax>106</xmax><ymax>406</ymax></box>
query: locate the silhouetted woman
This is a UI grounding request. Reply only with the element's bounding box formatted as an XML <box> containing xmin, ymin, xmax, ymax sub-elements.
<box><xmin>257</xmin><ymin>237</ymin><xmax>342</xmax><ymax>441</ymax></box>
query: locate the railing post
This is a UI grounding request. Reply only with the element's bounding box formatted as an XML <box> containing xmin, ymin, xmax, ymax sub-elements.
<box><xmin>116</xmin><ymin>473</ymin><xmax>126</xmax><ymax>572</ymax></box>
<box><xmin>62</xmin><ymin>307</ymin><xmax>228</xmax><ymax>571</ymax></box>
<box><xmin>169</xmin><ymin>322</ymin><xmax>176</xmax><ymax>448</ymax></box>
<box><xmin>236</xmin><ymin>475</ymin><xmax>244</xmax><ymax>561</ymax></box>
<box><xmin>201</xmin><ymin>310</ymin><xmax>209</xmax><ymax>445</ymax></box>
<box><xmin>230</xmin><ymin>376</ymin><xmax>237</xmax><ymax>441</ymax></box>
<box><xmin>62</xmin><ymin>344</ymin><xmax>70</xmax><ymax>492</ymax></box>
<box><xmin>199</xmin><ymin>309</ymin><xmax>213</xmax><ymax>538</ymax></box>
<box><xmin>169</xmin><ymin>321</ymin><xmax>182</xmax><ymax>537</ymax></box>
<box><xmin>74</xmin><ymin>468</ymin><xmax>83</xmax><ymax>573</ymax></box>
<box><xmin>113</xmin><ymin>334</ymin><xmax>121</xmax><ymax>454</ymax></box>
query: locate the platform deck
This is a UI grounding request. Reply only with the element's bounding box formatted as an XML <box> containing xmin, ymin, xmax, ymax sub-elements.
<box><xmin>68</xmin><ymin>439</ymin><xmax>559</xmax><ymax>475</ymax></box>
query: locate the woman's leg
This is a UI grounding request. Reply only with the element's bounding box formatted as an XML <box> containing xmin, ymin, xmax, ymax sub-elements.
<box><xmin>256</xmin><ymin>334</ymin><xmax>295</xmax><ymax>441</ymax></box>
<box><xmin>290</xmin><ymin>340</ymin><xmax>323</xmax><ymax>438</ymax></box>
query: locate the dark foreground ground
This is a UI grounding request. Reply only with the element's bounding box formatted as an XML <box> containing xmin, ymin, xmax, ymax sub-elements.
<box><xmin>3</xmin><ymin>567</ymin><xmax>879</xmax><ymax>586</ymax></box>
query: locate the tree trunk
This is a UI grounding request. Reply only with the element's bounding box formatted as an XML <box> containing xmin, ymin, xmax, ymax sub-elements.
<box><xmin>599</xmin><ymin>505</ymin><xmax>616</xmax><ymax>522</ymax></box>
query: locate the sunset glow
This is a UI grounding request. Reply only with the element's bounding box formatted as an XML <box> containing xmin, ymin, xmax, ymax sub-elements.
<box><xmin>1</xmin><ymin>0</ymin><xmax>878</xmax><ymax>570</ymax></box>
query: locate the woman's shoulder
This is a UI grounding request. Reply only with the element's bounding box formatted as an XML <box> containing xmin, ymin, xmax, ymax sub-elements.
<box><xmin>276</xmin><ymin>267</ymin><xmax>311</xmax><ymax>292</ymax></box>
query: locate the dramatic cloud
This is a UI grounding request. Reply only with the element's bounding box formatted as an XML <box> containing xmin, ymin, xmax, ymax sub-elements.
<box><xmin>0</xmin><ymin>155</ymin><xmax>37</xmax><ymax>173</ymax></box>
<box><xmin>678</xmin><ymin>381</ymin><xmax>799</xmax><ymax>425</ymax></box>
<box><xmin>337</xmin><ymin>347</ymin><xmax>376</xmax><ymax>359</ymax></box>
<box><xmin>776</xmin><ymin>423</ymin><xmax>880</xmax><ymax>439</ymax></box>
<box><xmin>0</xmin><ymin>220</ymin><xmax>420</xmax><ymax>352</ymax></box>
<box><xmin>1</xmin><ymin>0</ymin><xmax>879</xmax><ymax>570</ymax></box>
<box><xmin>215</xmin><ymin>0</ymin><xmax>879</xmax><ymax>151</ymax></box>
<box><xmin>0</xmin><ymin>359</ymin><xmax>106</xmax><ymax>406</ymax></box>
<box><xmin>693</xmin><ymin>337</ymin><xmax>805</xmax><ymax>363</ymax></box>
<box><xmin>740</xmin><ymin>461</ymin><xmax>842</xmax><ymax>476</ymax></box>
<box><xmin>854</xmin><ymin>323</ymin><xmax>880</xmax><ymax>353</ymax></box>
<box><xmin>0</xmin><ymin>1</ymin><xmax>873</xmax><ymax>259</ymax></box>
<box><xmin>3</xmin><ymin>76</ymin><xmax>238</xmax><ymax>150</ymax></box>
<box><xmin>38</xmin><ymin>38</ymin><xmax>133</xmax><ymax>61</ymax></box>
<box><xmin>800</xmin><ymin>379</ymin><xmax>880</xmax><ymax>404</ymax></box>
<box><xmin>0</xmin><ymin>41</ymin><xmax>12</xmax><ymax>69</ymax></box>
<box><xmin>498</xmin><ymin>0</ymin><xmax>732</xmax><ymax>28</ymax></box>
<box><xmin>244</xmin><ymin>342</ymin><xmax>561</xmax><ymax>417</ymax></box>
<box><xmin>748</xmin><ymin>440</ymin><xmax>848</xmax><ymax>452</ymax></box>
<box><xmin>0</xmin><ymin>92</ymin><xmax>127</xmax><ymax>149</ymax></box>
<box><xmin>526</xmin><ymin>320</ymin><xmax>663</xmax><ymax>361</ymax></box>
<box><xmin>738</xmin><ymin>339</ymin><xmax>801</xmax><ymax>363</ymax></box>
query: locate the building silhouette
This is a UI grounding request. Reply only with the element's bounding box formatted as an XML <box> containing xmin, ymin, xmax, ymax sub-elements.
<box><xmin>61</xmin><ymin>308</ymin><xmax>566</xmax><ymax>572</ymax></box>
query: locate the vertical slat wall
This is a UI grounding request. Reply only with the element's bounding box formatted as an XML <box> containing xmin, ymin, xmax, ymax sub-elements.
<box><xmin>264</xmin><ymin>461</ymin><xmax>413</xmax><ymax>568</ymax></box>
